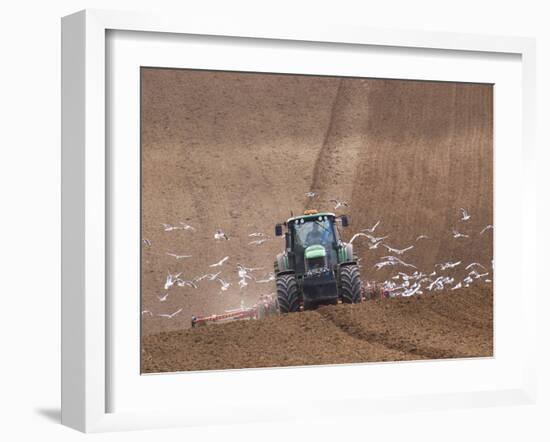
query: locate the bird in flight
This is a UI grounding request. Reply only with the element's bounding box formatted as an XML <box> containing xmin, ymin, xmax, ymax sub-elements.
<box><xmin>256</xmin><ymin>273</ymin><xmax>275</xmax><ymax>283</ymax></box>
<box><xmin>157</xmin><ymin>308</ymin><xmax>183</xmax><ymax>319</ymax></box>
<box><xmin>382</xmin><ymin>256</ymin><xmax>417</xmax><ymax>268</ymax></box>
<box><xmin>369</xmin><ymin>240</ymin><xmax>384</xmax><ymax>249</ymax></box>
<box><xmin>214</xmin><ymin>229</ymin><xmax>229</xmax><ymax>240</ymax></box>
<box><xmin>329</xmin><ymin>199</ymin><xmax>348</xmax><ymax>209</ymax></box>
<box><xmin>176</xmin><ymin>279</ymin><xmax>198</xmax><ymax>289</ymax></box>
<box><xmin>194</xmin><ymin>272</ymin><xmax>221</xmax><ymax>282</ymax></box>
<box><xmin>157</xmin><ymin>293</ymin><xmax>170</xmax><ymax>302</ymax></box>
<box><xmin>164</xmin><ymin>272</ymin><xmax>182</xmax><ymax>290</ymax></box>
<box><xmin>349</xmin><ymin>232</ymin><xmax>371</xmax><ymax>244</ymax></box>
<box><xmin>305</xmin><ymin>191</ymin><xmax>317</xmax><ymax>198</ymax></box>
<box><xmin>452</xmin><ymin>229</ymin><xmax>469</xmax><ymax>239</ymax></box>
<box><xmin>460</xmin><ymin>208</ymin><xmax>471</xmax><ymax>221</ymax></box>
<box><xmin>465</xmin><ymin>262</ymin><xmax>487</xmax><ymax>271</ymax></box>
<box><xmin>480</xmin><ymin>225</ymin><xmax>493</xmax><ymax>235</ymax></box>
<box><xmin>210</xmin><ymin>256</ymin><xmax>229</xmax><ymax>267</ymax></box>
<box><xmin>248</xmin><ymin>232</ymin><xmax>266</xmax><ymax>237</ymax></box>
<box><xmin>141</xmin><ymin>310</ymin><xmax>153</xmax><ymax>317</ymax></box>
<box><xmin>427</xmin><ymin>276</ymin><xmax>454</xmax><ymax>291</ymax></box>
<box><xmin>361</xmin><ymin>220</ymin><xmax>380</xmax><ymax>233</ymax></box>
<box><xmin>374</xmin><ymin>261</ymin><xmax>395</xmax><ymax>270</ymax></box>
<box><xmin>179</xmin><ymin>222</ymin><xmax>196</xmax><ymax>231</ymax></box>
<box><xmin>415</xmin><ymin>234</ymin><xmax>429</xmax><ymax>241</ymax></box>
<box><xmin>166</xmin><ymin>253</ymin><xmax>192</xmax><ymax>260</ymax></box>
<box><xmin>374</xmin><ymin>256</ymin><xmax>416</xmax><ymax>270</ymax></box>
<box><xmin>237</xmin><ymin>264</ymin><xmax>263</xmax><ymax>272</ymax></box>
<box><xmin>436</xmin><ymin>261</ymin><xmax>461</xmax><ymax>270</ymax></box>
<box><xmin>349</xmin><ymin>232</ymin><xmax>388</xmax><ymax>245</ymax></box>
<box><xmin>162</xmin><ymin>223</ymin><xmax>182</xmax><ymax>232</ymax></box>
<box><xmin>142</xmin><ymin>238</ymin><xmax>152</xmax><ymax>247</ymax></box>
<box><xmin>382</xmin><ymin>244</ymin><xmax>414</xmax><ymax>255</ymax></box>
<box><xmin>216</xmin><ymin>277</ymin><xmax>231</xmax><ymax>291</ymax></box>
<box><xmin>249</xmin><ymin>238</ymin><xmax>269</xmax><ymax>245</ymax></box>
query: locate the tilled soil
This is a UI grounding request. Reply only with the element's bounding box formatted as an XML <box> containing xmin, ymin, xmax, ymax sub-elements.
<box><xmin>141</xmin><ymin>285</ymin><xmax>492</xmax><ymax>373</ymax></box>
<box><xmin>140</xmin><ymin>69</ymin><xmax>493</xmax><ymax>372</ymax></box>
<box><xmin>140</xmin><ymin>70</ymin><xmax>493</xmax><ymax>336</ymax></box>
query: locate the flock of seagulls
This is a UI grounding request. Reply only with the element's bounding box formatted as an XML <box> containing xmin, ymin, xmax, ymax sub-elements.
<box><xmin>142</xmin><ymin>220</ymin><xmax>279</xmax><ymax>319</ymax></box>
<box><xmin>142</xmin><ymin>204</ymin><xmax>493</xmax><ymax>319</ymax></box>
<box><xmin>351</xmin><ymin>207</ymin><xmax>493</xmax><ymax>298</ymax></box>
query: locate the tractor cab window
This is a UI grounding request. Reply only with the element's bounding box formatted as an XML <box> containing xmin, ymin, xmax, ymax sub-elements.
<box><xmin>292</xmin><ymin>217</ymin><xmax>336</xmax><ymax>249</ymax></box>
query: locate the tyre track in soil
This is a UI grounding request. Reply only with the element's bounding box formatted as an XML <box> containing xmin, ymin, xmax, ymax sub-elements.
<box><xmin>305</xmin><ymin>78</ymin><xmax>372</xmax><ymax>210</ymax></box>
<box><xmin>314</xmin><ymin>308</ymin><xmax>446</xmax><ymax>360</ymax></box>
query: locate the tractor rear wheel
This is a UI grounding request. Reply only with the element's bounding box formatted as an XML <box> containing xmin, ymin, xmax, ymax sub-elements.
<box><xmin>339</xmin><ymin>265</ymin><xmax>362</xmax><ymax>304</ymax></box>
<box><xmin>276</xmin><ymin>274</ymin><xmax>301</xmax><ymax>313</ymax></box>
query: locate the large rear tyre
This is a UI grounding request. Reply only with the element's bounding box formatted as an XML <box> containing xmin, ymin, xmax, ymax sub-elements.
<box><xmin>276</xmin><ymin>274</ymin><xmax>301</xmax><ymax>313</ymax></box>
<box><xmin>339</xmin><ymin>265</ymin><xmax>362</xmax><ymax>304</ymax></box>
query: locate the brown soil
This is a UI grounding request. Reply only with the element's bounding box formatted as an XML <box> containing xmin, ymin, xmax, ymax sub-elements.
<box><xmin>141</xmin><ymin>285</ymin><xmax>493</xmax><ymax>373</ymax></box>
<box><xmin>140</xmin><ymin>68</ymin><xmax>493</xmax><ymax>372</ymax></box>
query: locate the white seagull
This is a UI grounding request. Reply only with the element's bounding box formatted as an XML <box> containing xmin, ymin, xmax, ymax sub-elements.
<box><xmin>374</xmin><ymin>256</ymin><xmax>416</xmax><ymax>270</ymax></box>
<box><xmin>329</xmin><ymin>199</ymin><xmax>349</xmax><ymax>209</ymax></box>
<box><xmin>349</xmin><ymin>232</ymin><xmax>371</xmax><ymax>244</ymax></box>
<box><xmin>374</xmin><ymin>261</ymin><xmax>394</xmax><ymax>270</ymax></box>
<box><xmin>305</xmin><ymin>191</ymin><xmax>317</xmax><ymax>198</ymax></box>
<box><xmin>166</xmin><ymin>253</ymin><xmax>192</xmax><ymax>260</ymax></box>
<box><xmin>349</xmin><ymin>232</ymin><xmax>388</xmax><ymax>245</ymax></box>
<box><xmin>178</xmin><ymin>222</ymin><xmax>196</xmax><ymax>232</ymax></box>
<box><xmin>436</xmin><ymin>261</ymin><xmax>461</xmax><ymax>271</ymax></box>
<box><xmin>164</xmin><ymin>272</ymin><xmax>182</xmax><ymax>290</ymax></box>
<box><xmin>209</xmin><ymin>256</ymin><xmax>229</xmax><ymax>267</ymax></box>
<box><xmin>162</xmin><ymin>223</ymin><xmax>183</xmax><ymax>232</ymax></box>
<box><xmin>142</xmin><ymin>238</ymin><xmax>152</xmax><ymax>247</ymax></box>
<box><xmin>460</xmin><ymin>208</ymin><xmax>471</xmax><ymax>221</ymax></box>
<box><xmin>452</xmin><ymin>229</ymin><xmax>469</xmax><ymax>239</ymax></box>
<box><xmin>248</xmin><ymin>232</ymin><xmax>266</xmax><ymax>237</ymax></box>
<box><xmin>382</xmin><ymin>256</ymin><xmax>417</xmax><ymax>268</ymax></box>
<box><xmin>256</xmin><ymin>273</ymin><xmax>275</xmax><ymax>283</ymax></box>
<box><xmin>216</xmin><ymin>277</ymin><xmax>231</xmax><ymax>291</ymax></box>
<box><xmin>248</xmin><ymin>238</ymin><xmax>269</xmax><ymax>245</ymax></box>
<box><xmin>361</xmin><ymin>220</ymin><xmax>380</xmax><ymax>233</ymax></box>
<box><xmin>157</xmin><ymin>308</ymin><xmax>183</xmax><ymax>319</ymax></box>
<box><xmin>157</xmin><ymin>293</ymin><xmax>170</xmax><ymax>302</ymax></box>
<box><xmin>480</xmin><ymin>225</ymin><xmax>494</xmax><ymax>235</ymax></box>
<box><xmin>194</xmin><ymin>272</ymin><xmax>221</xmax><ymax>282</ymax></box>
<box><xmin>382</xmin><ymin>244</ymin><xmax>414</xmax><ymax>255</ymax></box>
<box><xmin>465</xmin><ymin>262</ymin><xmax>487</xmax><ymax>271</ymax></box>
<box><xmin>176</xmin><ymin>279</ymin><xmax>198</xmax><ymax>289</ymax></box>
<box><xmin>214</xmin><ymin>229</ymin><xmax>229</xmax><ymax>240</ymax></box>
<box><xmin>416</xmin><ymin>234</ymin><xmax>430</xmax><ymax>241</ymax></box>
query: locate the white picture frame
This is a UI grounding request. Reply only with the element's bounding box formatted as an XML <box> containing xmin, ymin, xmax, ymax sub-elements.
<box><xmin>61</xmin><ymin>9</ymin><xmax>537</xmax><ymax>433</ymax></box>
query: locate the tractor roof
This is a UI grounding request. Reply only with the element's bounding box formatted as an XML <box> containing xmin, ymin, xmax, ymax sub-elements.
<box><xmin>286</xmin><ymin>210</ymin><xmax>336</xmax><ymax>224</ymax></box>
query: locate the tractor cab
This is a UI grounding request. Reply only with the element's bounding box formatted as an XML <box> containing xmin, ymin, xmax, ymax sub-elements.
<box><xmin>288</xmin><ymin>212</ymin><xmax>339</xmax><ymax>274</ymax></box>
<box><xmin>274</xmin><ymin>209</ymin><xmax>358</xmax><ymax>310</ymax></box>
<box><xmin>275</xmin><ymin>210</ymin><xmax>349</xmax><ymax>275</ymax></box>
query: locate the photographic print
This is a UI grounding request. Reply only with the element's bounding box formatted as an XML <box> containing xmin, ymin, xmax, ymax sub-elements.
<box><xmin>140</xmin><ymin>68</ymin><xmax>493</xmax><ymax>373</ymax></box>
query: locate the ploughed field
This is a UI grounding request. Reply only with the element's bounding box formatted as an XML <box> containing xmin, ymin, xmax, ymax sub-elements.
<box><xmin>140</xmin><ymin>69</ymin><xmax>493</xmax><ymax>372</ymax></box>
<box><xmin>141</xmin><ymin>285</ymin><xmax>493</xmax><ymax>373</ymax></box>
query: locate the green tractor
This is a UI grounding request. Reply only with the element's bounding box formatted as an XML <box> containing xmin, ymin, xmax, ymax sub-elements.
<box><xmin>274</xmin><ymin>209</ymin><xmax>362</xmax><ymax>312</ymax></box>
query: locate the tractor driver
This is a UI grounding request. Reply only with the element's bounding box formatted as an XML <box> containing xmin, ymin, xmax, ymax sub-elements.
<box><xmin>306</xmin><ymin>222</ymin><xmax>328</xmax><ymax>247</ymax></box>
